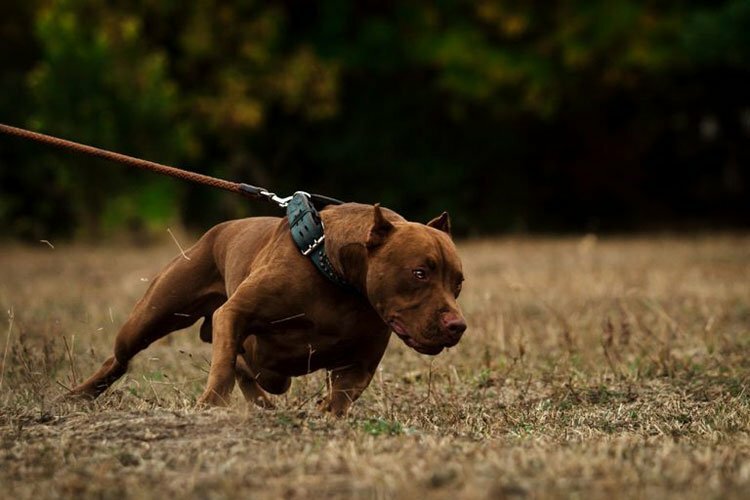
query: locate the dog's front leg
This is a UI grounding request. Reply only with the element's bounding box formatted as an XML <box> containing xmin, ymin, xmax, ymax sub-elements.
<box><xmin>198</xmin><ymin>306</ymin><xmax>245</xmax><ymax>406</ymax></box>
<box><xmin>319</xmin><ymin>363</ymin><xmax>378</xmax><ymax>417</ymax></box>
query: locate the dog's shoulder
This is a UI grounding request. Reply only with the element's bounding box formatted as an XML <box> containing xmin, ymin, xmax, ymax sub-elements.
<box><xmin>322</xmin><ymin>202</ymin><xmax>406</xmax><ymax>225</ymax></box>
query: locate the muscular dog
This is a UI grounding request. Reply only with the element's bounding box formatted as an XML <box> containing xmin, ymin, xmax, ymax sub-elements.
<box><xmin>71</xmin><ymin>203</ymin><xmax>466</xmax><ymax>415</ymax></box>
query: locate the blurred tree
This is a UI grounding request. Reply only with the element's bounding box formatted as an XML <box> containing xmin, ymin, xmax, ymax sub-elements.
<box><xmin>0</xmin><ymin>0</ymin><xmax>747</xmax><ymax>239</ymax></box>
<box><xmin>4</xmin><ymin>0</ymin><xmax>189</xmax><ymax>237</ymax></box>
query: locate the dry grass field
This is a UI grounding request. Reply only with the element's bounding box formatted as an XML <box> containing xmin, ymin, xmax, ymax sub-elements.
<box><xmin>1</xmin><ymin>234</ymin><xmax>749</xmax><ymax>499</ymax></box>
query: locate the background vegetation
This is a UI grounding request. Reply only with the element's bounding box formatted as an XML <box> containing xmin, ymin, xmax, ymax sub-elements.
<box><xmin>2</xmin><ymin>236</ymin><xmax>749</xmax><ymax>498</ymax></box>
<box><xmin>1</xmin><ymin>0</ymin><xmax>748</xmax><ymax>239</ymax></box>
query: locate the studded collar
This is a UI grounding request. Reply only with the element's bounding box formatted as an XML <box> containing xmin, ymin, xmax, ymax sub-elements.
<box><xmin>286</xmin><ymin>193</ymin><xmax>351</xmax><ymax>289</ymax></box>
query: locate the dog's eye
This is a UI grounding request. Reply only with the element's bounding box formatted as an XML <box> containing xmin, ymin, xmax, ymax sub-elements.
<box><xmin>412</xmin><ymin>269</ymin><xmax>428</xmax><ymax>280</ymax></box>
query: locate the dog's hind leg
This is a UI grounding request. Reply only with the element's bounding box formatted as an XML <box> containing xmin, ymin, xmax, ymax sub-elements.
<box><xmin>70</xmin><ymin>242</ymin><xmax>226</xmax><ymax>400</ymax></box>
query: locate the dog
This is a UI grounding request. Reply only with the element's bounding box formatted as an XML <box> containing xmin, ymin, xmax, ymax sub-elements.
<box><xmin>71</xmin><ymin>202</ymin><xmax>466</xmax><ymax>416</ymax></box>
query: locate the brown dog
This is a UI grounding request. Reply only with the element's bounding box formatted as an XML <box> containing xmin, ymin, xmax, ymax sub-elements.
<box><xmin>71</xmin><ymin>203</ymin><xmax>466</xmax><ymax>415</ymax></box>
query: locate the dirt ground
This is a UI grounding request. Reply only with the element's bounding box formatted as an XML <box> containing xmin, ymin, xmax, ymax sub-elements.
<box><xmin>1</xmin><ymin>234</ymin><xmax>749</xmax><ymax>499</ymax></box>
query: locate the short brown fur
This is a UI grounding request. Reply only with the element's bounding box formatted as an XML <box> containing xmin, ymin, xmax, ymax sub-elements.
<box><xmin>71</xmin><ymin>203</ymin><xmax>466</xmax><ymax>415</ymax></box>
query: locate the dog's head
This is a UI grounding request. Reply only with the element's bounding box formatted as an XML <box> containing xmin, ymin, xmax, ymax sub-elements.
<box><xmin>365</xmin><ymin>205</ymin><xmax>466</xmax><ymax>355</ymax></box>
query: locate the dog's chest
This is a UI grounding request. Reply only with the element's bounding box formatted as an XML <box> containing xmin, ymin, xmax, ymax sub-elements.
<box><xmin>252</xmin><ymin>308</ymin><xmax>387</xmax><ymax>376</ymax></box>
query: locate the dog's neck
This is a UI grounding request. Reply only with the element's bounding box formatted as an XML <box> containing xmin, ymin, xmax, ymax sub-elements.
<box><xmin>321</xmin><ymin>203</ymin><xmax>404</xmax><ymax>295</ymax></box>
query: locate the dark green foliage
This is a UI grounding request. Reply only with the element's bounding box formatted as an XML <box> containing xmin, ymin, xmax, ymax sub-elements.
<box><xmin>0</xmin><ymin>1</ymin><xmax>748</xmax><ymax>239</ymax></box>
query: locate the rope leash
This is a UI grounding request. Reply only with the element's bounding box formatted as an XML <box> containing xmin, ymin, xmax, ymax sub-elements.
<box><xmin>0</xmin><ymin>123</ymin><xmax>344</xmax><ymax>208</ymax></box>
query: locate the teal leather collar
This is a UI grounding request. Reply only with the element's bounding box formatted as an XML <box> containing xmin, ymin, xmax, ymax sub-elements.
<box><xmin>287</xmin><ymin>193</ymin><xmax>350</xmax><ymax>288</ymax></box>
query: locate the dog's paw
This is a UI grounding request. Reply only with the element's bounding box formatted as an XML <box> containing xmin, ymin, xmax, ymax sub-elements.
<box><xmin>250</xmin><ymin>394</ymin><xmax>276</xmax><ymax>410</ymax></box>
<box><xmin>316</xmin><ymin>398</ymin><xmax>348</xmax><ymax>418</ymax></box>
<box><xmin>56</xmin><ymin>388</ymin><xmax>95</xmax><ymax>403</ymax></box>
<box><xmin>196</xmin><ymin>390</ymin><xmax>231</xmax><ymax>408</ymax></box>
<box><xmin>48</xmin><ymin>389</ymin><xmax>99</xmax><ymax>410</ymax></box>
<box><xmin>315</xmin><ymin>397</ymin><xmax>331</xmax><ymax>413</ymax></box>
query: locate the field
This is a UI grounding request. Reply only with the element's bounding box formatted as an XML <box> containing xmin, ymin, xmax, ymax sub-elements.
<box><xmin>1</xmin><ymin>235</ymin><xmax>749</xmax><ymax>499</ymax></box>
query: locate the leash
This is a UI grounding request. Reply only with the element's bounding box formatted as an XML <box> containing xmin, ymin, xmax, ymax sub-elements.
<box><xmin>0</xmin><ymin>122</ymin><xmax>351</xmax><ymax>288</ymax></box>
<box><xmin>0</xmin><ymin>123</ymin><xmax>345</xmax><ymax>209</ymax></box>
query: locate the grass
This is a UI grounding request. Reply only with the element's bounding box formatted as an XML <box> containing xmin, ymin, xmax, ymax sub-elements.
<box><xmin>1</xmin><ymin>234</ymin><xmax>749</xmax><ymax>499</ymax></box>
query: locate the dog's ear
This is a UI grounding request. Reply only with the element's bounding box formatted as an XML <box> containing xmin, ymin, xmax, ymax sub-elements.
<box><xmin>427</xmin><ymin>211</ymin><xmax>451</xmax><ymax>236</ymax></box>
<box><xmin>367</xmin><ymin>203</ymin><xmax>394</xmax><ymax>249</ymax></box>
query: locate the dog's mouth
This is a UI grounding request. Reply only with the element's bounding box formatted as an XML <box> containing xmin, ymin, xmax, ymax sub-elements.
<box><xmin>389</xmin><ymin>319</ymin><xmax>445</xmax><ymax>356</ymax></box>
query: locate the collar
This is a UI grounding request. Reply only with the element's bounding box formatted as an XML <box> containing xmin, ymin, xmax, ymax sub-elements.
<box><xmin>287</xmin><ymin>192</ymin><xmax>351</xmax><ymax>289</ymax></box>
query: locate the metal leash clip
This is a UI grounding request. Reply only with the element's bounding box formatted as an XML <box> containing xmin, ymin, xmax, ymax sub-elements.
<box><xmin>258</xmin><ymin>189</ymin><xmax>311</xmax><ymax>208</ymax></box>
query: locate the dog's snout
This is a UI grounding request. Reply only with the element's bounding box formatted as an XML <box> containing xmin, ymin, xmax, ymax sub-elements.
<box><xmin>447</xmin><ymin>318</ymin><xmax>467</xmax><ymax>336</ymax></box>
<box><xmin>441</xmin><ymin>313</ymin><xmax>467</xmax><ymax>339</ymax></box>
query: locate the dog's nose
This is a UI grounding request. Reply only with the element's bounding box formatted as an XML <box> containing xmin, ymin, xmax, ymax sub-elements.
<box><xmin>441</xmin><ymin>313</ymin><xmax>467</xmax><ymax>338</ymax></box>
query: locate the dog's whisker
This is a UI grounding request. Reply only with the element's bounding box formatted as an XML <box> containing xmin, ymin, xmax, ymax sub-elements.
<box><xmin>270</xmin><ymin>313</ymin><xmax>306</xmax><ymax>325</ymax></box>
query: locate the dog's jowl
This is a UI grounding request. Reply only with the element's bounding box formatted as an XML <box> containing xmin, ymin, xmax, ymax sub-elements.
<box><xmin>72</xmin><ymin>203</ymin><xmax>466</xmax><ymax>416</ymax></box>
